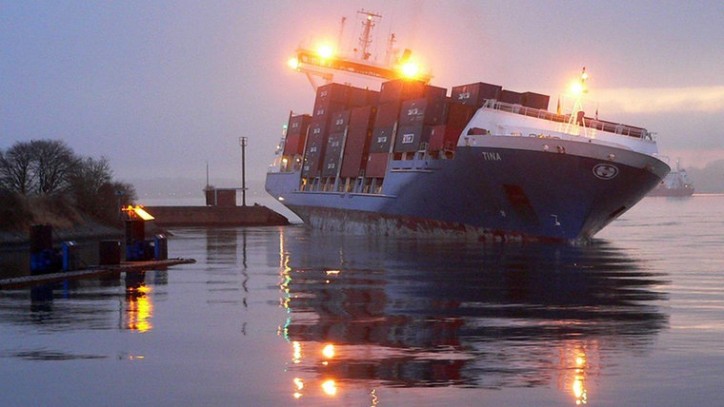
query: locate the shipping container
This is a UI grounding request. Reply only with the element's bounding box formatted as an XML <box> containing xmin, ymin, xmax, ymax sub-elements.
<box><xmin>428</xmin><ymin>125</ymin><xmax>464</xmax><ymax>151</ymax></box>
<box><xmin>521</xmin><ymin>91</ymin><xmax>550</xmax><ymax>110</ymax></box>
<box><xmin>301</xmin><ymin>119</ymin><xmax>328</xmax><ymax>177</ymax></box>
<box><xmin>315</xmin><ymin>83</ymin><xmax>352</xmax><ymax>105</ymax></box>
<box><xmin>365</xmin><ymin>152</ymin><xmax>389</xmax><ymax>178</ymax></box>
<box><xmin>499</xmin><ymin>89</ymin><xmax>523</xmax><ymax>105</ymax></box>
<box><xmin>348</xmin><ymin>87</ymin><xmax>380</xmax><ymax>108</ymax></box>
<box><xmin>340</xmin><ymin>106</ymin><xmax>376</xmax><ymax>178</ymax></box>
<box><xmin>451</xmin><ymin>82</ymin><xmax>502</xmax><ymax>106</ymax></box>
<box><xmin>399</xmin><ymin>98</ymin><xmax>447</xmax><ymax>126</ymax></box>
<box><xmin>446</xmin><ymin>102</ymin><xmax>477</xmax><ymax>128</ymax></box>
<box><xmin>322</xmin><ymin>132</ymin><xmax>345</xmax><ymax>177</ymax></box>
<box><xmin>394</xmin><ymin>123</ymin><xmax>433</xmax><ymax>153</ymax></box>
<box><xmin>369</xmin><ymin>125</ymin><xmax>396</xmax><ymax>153</ymax></box>
<box><xmin>330</xmin><ymin>110</ymin><xmax>351</xmax><ymax>133</ymax></box>
<box><xmin>283</xmin><ymin>113</ymin><xmax>312</xmax><ymax>155</ymax></box>
<box><xmin>287</xmin><ymin>113</ymin><xmax>312</xmax><ymax>135</ymax></box>
<box><xmin>374</xmin><ymin>101</ymin><xmax>401</xmax><ymax>127</ymax></box>
<box><xmin>340</xmin><ymin>128</ymin><xmax>370</xmax><ymax>178</ymax></box>
<box><xmin>283</xmin><ymin>134</ymin><xmax>304</xmax><ymax>156</ymax></box>
<box><xmin>424</xmin><ymin>84</ymin><xmax>447</xmax><ymax>100</ymax></box>
<box><xmin>313</xmin><ymin>100</ymin><xmax>348</xmax><ymax>119</ymax></box>
<box><xmin>379</xmin><ymin>79</ymin><xmax>426</xmax><ymax>103</ymax></box>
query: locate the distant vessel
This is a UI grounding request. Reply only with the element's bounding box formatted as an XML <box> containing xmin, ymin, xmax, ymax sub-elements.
<box><xmin>265</xmin><ymin>11</ymin><xmax>670</xmax><ymax>242</ymax></box>
<box><xmin>649</xmin><ymin>160</ymin><xmax>695</xmax><ymax>197</ymax></box>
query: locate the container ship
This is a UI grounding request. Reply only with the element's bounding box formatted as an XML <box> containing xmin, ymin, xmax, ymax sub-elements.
<box><xmin>266</xmin><ymin>11</ymin><xmax>670</xmax><ymax>243</ymax></box>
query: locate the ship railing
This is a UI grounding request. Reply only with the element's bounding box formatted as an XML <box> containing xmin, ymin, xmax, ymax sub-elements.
<box><xmin>488</xmin><ymin>100</ymin><xmax>650</xmax><ymax>139</ymax></box>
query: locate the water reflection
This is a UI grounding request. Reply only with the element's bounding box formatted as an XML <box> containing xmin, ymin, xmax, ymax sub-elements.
<box><xmin>124</xmin><ymin>271</ymin><xmax>153</xmax><ymax>332</ymax></box>
<box><xmin>276</xmin><ymin>230</ymin><xmax>669</xmax><ymax>403</ymax></box>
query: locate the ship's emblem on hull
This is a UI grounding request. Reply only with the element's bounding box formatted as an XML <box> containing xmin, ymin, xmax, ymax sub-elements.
<box><xmin>593</xmin><ymin>163</ymin><xmax>619</xmax><ymax>180</ymax></box>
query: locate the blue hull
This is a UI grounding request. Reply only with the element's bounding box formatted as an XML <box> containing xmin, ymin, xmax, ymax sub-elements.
<box><xmin>266</xmin><ymin>136</ymin><xmax>669</xmax><ymax>242</ymax></box>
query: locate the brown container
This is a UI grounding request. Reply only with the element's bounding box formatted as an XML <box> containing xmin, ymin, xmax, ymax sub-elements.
<box><xmin>313</xmin><ymin>100</ymin><xmax>347</xmax><ymax>119</ymax></box>
<box><xmin>340</xmin><ymin>127</ymin><xmax>370</xmax><ymax>178</ymax></box>
<box><xmin>330</xmin><ymin>110</ymin><xmax>351</xmax><ymax>133</ymax></box>
<box><xmin>283</xmin><ymin>133</ymin><xmax>305</xmax><ymax>156</ymax></box>
<box><xmin>424</xmin><ymin>84</ymin><xmax>447</xmax><ymax>100</ymax></box>
<box><xmin>348</xmin><ymin>87</ymin><xmax>380</xmax><ymax>108</ymax></box>
<box><xmin>374</xmin><ymin>101</ymin><xmax>401</xmax><ymax>127</ymax></box>
<box><xmin>451</xmin><ymin>82</ymin><xmax>502</xmax><ymax>106</ymax></box>
<box><xmin>340</xmin><ymin>106</ymin><xmax>376</xmax><ymax>178</ymax></box>
<box><xmin>365</xmin><ymin>152</ymin><xmax>389</xmax><ymax>177</ymax></box>
<box><xmin>315</xmin><ymin>83</ymin><xmax>352</xmax><ymax>105</ymax></box>
<box><xmin>428</xmin><ymin>125</ymin><xmax>464</xmax><ymax>151</ymax></box>
<box><xmin>499</xmin><ymin>89</ymin><xmax>523</xmax><ymax>105</ymax></box>
<box><xmin>379</xmin><ymin>79</ymin><xmax>426</xmax><ymax>103</ymax></box>
<box><xmin>521</xmin><ymin>92</ymin><xmax>550</xmax><ymax>110</ymax></box>
<box><xmin>287</xmin><ymin>113</ymin><xmax>311</xmax><ymax>136</ymax></box>
<box><xmin>446</xmin><ymin>102</ymin><xmax>477</xmax><ymax>128</ymax></box>
<box><xmin>284</xmin><ymin>113</ymin><xmax>311</xmax><ymax>155</ymax></box>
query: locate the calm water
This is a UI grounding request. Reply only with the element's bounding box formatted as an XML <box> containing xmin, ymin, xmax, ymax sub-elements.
<box><xmin>1</xmin><ymin>196</ymin><xmax>723</xmax><ymax>406</ymax></box>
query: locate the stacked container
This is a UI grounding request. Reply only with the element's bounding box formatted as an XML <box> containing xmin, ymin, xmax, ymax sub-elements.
<box><xmin>340</xmin><ymin>105</ymin><xmax>376</xmax><ymax>178</ymax></box>
<box><xmin>302</xmin><ymin>83</ymin><xmax>378</xmax><ymax>177</ymax></box>
<box><xmin>283</xmin><ymin>113</ymin><xmax>312</xmax><ymax>156</ymax></box>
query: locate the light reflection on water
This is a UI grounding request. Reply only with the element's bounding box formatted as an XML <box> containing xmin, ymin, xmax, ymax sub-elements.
<box><xmin>2</xmin><ymin>196</ymin><xmax>723</xmax><ymax>406</ymax></box>
<box><xmin>274</xmin><ymin>230</ymin><xmax>668</xmax><ymax>404</ymax></box>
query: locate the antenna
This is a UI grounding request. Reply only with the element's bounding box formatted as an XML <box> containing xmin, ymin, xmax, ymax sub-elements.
<box><xmin>356</xmin><ymin>9</ymin><xmax>381</xmax><ymax>60</ymax></box>
<box><xmin>337</xmin><ymin>16</ymin><xmax>346</xmax><ymax>50</ymax></box>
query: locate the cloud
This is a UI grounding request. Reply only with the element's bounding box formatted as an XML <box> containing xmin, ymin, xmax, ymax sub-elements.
<box><xmin>593</xmin><ymin>86</ymin><xmax>724</xmax><ymax>114</ymax></box>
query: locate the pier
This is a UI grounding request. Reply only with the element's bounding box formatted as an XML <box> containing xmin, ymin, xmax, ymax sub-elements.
<box><xmin>0</xmin><ymin>258</ymin><xmax>195</xmax><ymax>290</ymax></box>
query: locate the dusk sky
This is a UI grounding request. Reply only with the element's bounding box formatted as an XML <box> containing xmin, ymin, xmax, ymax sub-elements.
<box><xmin>2</xmin><ymin>0</ymin><xmax>722</xmax><ymax>189</ymax></box>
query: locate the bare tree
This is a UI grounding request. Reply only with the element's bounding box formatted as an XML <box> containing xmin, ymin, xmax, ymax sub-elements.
<box><xmin>30</xmin><ymin>139</ymin><xmax>78</xmax><ymax>195</ymax></box>
<box><xmin>0</xmin><ymin>142</ymin><xmax>36</xmax><ymax>194</ymax></box>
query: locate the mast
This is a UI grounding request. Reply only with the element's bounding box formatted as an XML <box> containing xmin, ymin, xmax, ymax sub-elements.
<box><xmin>356</xmin><ymin>9</ymin><xmax>381</xmax><ymax>60</ymax></box>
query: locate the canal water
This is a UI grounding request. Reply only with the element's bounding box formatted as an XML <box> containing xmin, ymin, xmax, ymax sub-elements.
<box><xmin>1</xmin><ymin>196</ymin><xmax>723</xmax><ymax>406</ymax></box>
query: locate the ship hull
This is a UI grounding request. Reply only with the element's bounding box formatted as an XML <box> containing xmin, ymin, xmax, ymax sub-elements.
<box><xmin>266</xmin><ymin>135</ymin><xmax>669</xmax><ymax>242</ymax></box>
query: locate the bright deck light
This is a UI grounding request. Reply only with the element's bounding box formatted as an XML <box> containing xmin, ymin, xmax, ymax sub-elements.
<box><xmin>316</xmin><ymin>44</ymin><xmax>334</xmax><ymax>59</ymax></box>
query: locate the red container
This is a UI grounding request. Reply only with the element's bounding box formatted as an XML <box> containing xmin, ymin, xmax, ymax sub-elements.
<box><xmin>348</xmin><ymin>87</ymin><xmax>380</xmax><ymax>108</ymax></box>
<box><xmin>379</xmin><ymin>79</ymin><xmax>426</xmax><ymax>103</ymax></box>
<box><xmin>424</xmin><ymin>84</ymin><xmax>447</xmax><ymax>100</ymax></box>
<box><xmin>330</xmin><ymin>110</ymin><xmax>351</xmax><ymax>133</ymax></box>
<box><xmin>340</xmin><ymin>125</ymin><xmax>370</xmax><ymax>178</ymax></box>
<box><xmin>313</xmin><ymin>100</ymin><xmax>347</xmax><ymax>119</ymax></box>
<box><xmin>349</xmin><ymin>105</ymin><xmax>376</xmax><ymax>128</ymax></box>
<box><xmin>315</xmin><ymin>83</ymin><xmax>352</xmax><ymax>105</ymax></box>
<box><xmin>374</xmin><ymin>101</ymin><xmax>401</xmax><ymax>127</ymax></box>
<box><xmin>339</xmin><ymin>106</ymin><xmax>376</xmax><ymax>178</ymax></box>
<box><xmin>521</xmin><ymin>91</ymin><xmax>550</xmax><ymax>110</ymax></box>
<box><xmin>283</xmin><ymin>133</ymin><xmax>304</xmax><ymax>155</ymax></box>
<box><xmin>283</xmin><ymin>114</ymin><xmax>311</xmax><ymax>155</ymax></box>
<box><xmin>365</xmin><ymin>152</ymin><xmax>389</xmax><ymax>177</ymax></box>
<box><xmin>451</xmin><ymin>82</ymin><xmax>502</xmax><ymax>106</ymax></box>
<box><xmin>499</xmin><ymin>89</ymin><xmax>523</xmax><ymax>105</ymax></box>
<box><xmin>446</xmin><ymin>102</ymin><xmax>477</xmax><ymax>128</ymax></box>
<box><xmin>428</xmin><ymin>125</ymin><xmax>464</xmax><ymax>151</ymax></box>
<box><xmin>287</xmin><ymin>113</ymin><xmax>312</xmax><ymax>136</ymax></box>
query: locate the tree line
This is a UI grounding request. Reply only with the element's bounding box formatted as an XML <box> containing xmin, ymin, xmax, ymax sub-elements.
<box><xmin>0</xmin><ymin>139</ymin><xmax>136</xmax><ymax>229</ymax></box>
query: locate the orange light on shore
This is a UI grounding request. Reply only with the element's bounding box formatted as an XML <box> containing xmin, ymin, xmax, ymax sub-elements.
<box><xmin>124</xmin><ymin>205</ymin><xmax>155</xmax><ymax>221</ymax></box>
<box><xmin>400</xmin><ymin>61</ymin><xmax>421</xmax><ymax>79</ymax></box>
